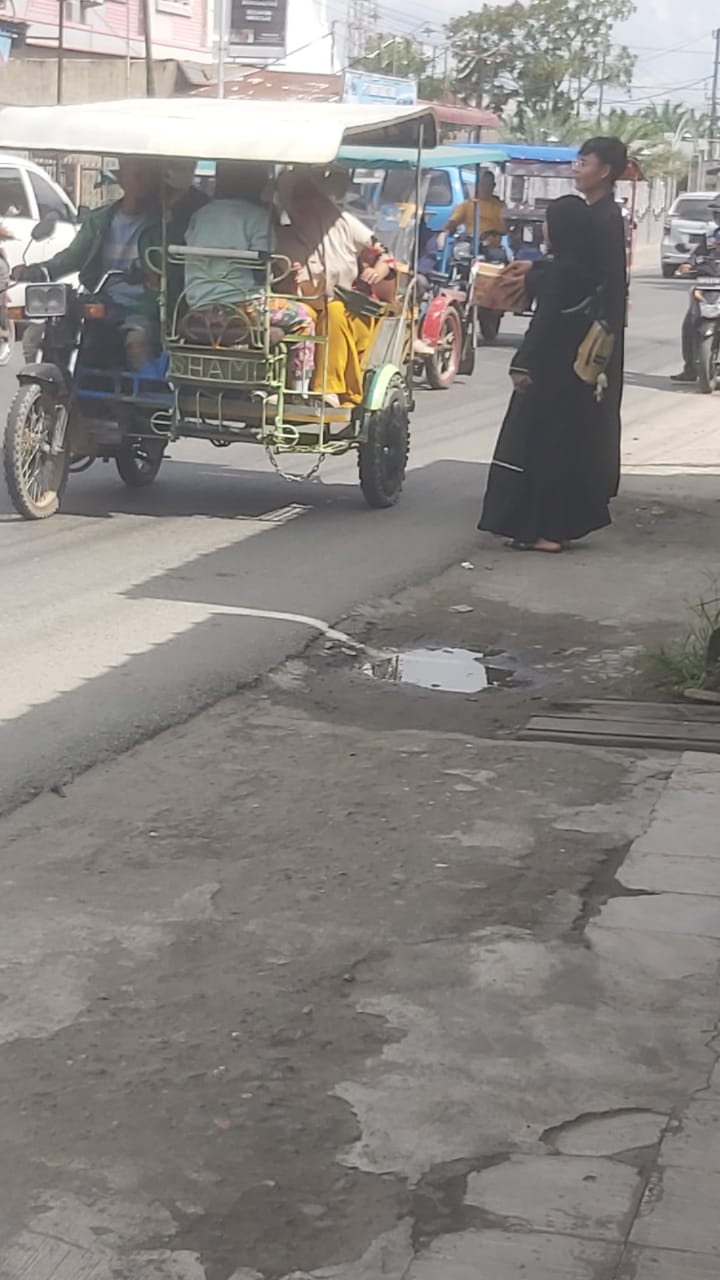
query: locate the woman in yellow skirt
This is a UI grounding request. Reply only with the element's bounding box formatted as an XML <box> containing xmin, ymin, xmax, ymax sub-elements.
<box><xmin>277</xmin><ymin>173</ymin><xmax>395</xmax><ymax>407</ymax></box>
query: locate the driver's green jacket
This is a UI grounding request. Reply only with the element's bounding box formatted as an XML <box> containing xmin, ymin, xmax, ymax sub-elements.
<box><xmin>41</xmin><ymin>201</ymin><xmax>163</xmax><ymax>317</ymax></box>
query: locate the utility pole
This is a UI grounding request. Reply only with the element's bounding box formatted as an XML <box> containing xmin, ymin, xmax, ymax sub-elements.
<box><xmin>711</xmin><ymin>28</ymin><xmax>720</xmax><ymax>163</ymax></box>
<box><xmin>56</xmin><ymin>0</ymin><xmax>64</xmax><ymax>104</ymax></box>
<box><xmin>140</xmin><ymin>0</ymin><xmax>156</xmax><ymax>96</ymax></box>
<box><xmin>216</xmin><ymin>0</ymin><xmax>227</xmax><ymax>98</ymax></box>
<box><xmin>596</xmin><ymin>29</ymin><xmax>609</xmax><ymax>127</ymax></box>
<box><xmin>125</xmin><ymin>0</ymin><xmax>132</xmax><ymax>95</ymax></box>
<box><xmin>348</xmin><ymin>0</ymin><xmax>376</xmax><ymax>63</ymax></box>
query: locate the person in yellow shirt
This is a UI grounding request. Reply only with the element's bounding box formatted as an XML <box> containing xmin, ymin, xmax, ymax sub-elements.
<box><xmin>442</xmin><ymin>169</ymin><xmax>506</xmax><ymax>241</ymax></box>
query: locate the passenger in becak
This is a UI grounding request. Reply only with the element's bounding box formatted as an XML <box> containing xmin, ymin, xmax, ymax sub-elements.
<box><xmin>277</xmin><ymin>171</ymin><xmax>395</xmax><ymax>407</ymax></box>
<box><xmin>182</xmin><ymin>161</ymin><xmax>317</xmax><ymax>393</ymax></box>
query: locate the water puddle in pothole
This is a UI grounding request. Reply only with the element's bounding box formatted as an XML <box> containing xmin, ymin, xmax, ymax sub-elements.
<box><xmin>363</xmin><ymin>647</ymin><xmax>520</xmax><ymax>694</ymax></box>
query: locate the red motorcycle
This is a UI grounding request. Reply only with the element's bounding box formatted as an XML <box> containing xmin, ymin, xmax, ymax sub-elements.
<box><xmin>415</xmin><ymin>234</ymin><xmax>477</xmax><ymax>390</ymax></box>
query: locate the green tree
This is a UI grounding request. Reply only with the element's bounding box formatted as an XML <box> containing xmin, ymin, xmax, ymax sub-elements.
<box><xmin>354</xmin><ymin>33</ymin><xmax>455</xmax><ymax>100</ymax></box>
<box><xmin>354</xmin><ymin>34</ymin><xmax>429</xmax><ymax>84</ymax></box>
<box><xmin>448</xmin><ymin>0</ymin><xmax>635</xmax><ymax>126</ymax></box>
<box><xmin>501</xmin><ymin>110</ymin><xmax>589</xmax><ymax>145</ymax></box>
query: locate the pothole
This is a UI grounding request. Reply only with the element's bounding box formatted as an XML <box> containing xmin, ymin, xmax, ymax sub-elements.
<box><xmin>362</xmin><ymin>647</ymin><xmax>522</xmax><ymax>694</ymax></box>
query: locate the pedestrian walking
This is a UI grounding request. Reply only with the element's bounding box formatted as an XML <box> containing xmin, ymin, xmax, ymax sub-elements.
<box><xmin>478</xmin><ymin>196</ymin><xmax>611</xmax><ymax>554</ymax></box>
<box><xmin>574</xmin><ymin>136</ymin><xmax>629</xmax><ymax>499</ymax></box>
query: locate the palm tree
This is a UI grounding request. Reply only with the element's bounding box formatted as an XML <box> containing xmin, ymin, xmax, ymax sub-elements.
<box><xmin>600</xmin><ymin>102</ymin><xmax>704</xmax><ymax>178</ymax></box>
<box><xmin>501</xmin><ymin>111</ymin><xmax>588</xmax><ymax>145</ymax></box>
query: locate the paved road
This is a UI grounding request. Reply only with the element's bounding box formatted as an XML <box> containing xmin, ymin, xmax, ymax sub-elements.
<box><xmin>0</xmin><ymin>271</ymin><xmax>713</xmax><ymax>815</ymax></box>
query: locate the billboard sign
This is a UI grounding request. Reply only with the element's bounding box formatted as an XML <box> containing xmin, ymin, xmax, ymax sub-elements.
<box><xmin>342</xmin><ymin>71</ymin><xmax>417</xmax><ymax>107</ymax></box>
<box><xmin>0</xmin><ymin>18</ymin><xmax>26</xmax><ymax>63</ymax></box>
<box><xmin>229</xmin><ymin>0</ymin><xmax>288</xmax><ymax>59</ymax></box>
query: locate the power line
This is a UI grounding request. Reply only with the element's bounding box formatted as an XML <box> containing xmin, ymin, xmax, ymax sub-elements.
<box><xmin>711</xmin><ymin>28</ymin><xmax>720</xmax><ymax>161</ymax></box>
<box><xmin>628</xmin><ymin>36</ymin><xmax>715</xmax><ymax>62</ymax></box>
<box><xmin>605</xmin><ymin>75</ymin><xmax>712</xmax><ymax>106</ymax></box>
<box><xmin>328</xmin><ymin>0</ymin><xmax>449</xmax><ymax>39</ymax></box>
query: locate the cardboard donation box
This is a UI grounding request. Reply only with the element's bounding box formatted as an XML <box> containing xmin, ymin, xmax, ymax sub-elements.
<box><xmin>473</xmin><ymin>262</ymin><xmax>529</xmax><ymax>314</ymax></box>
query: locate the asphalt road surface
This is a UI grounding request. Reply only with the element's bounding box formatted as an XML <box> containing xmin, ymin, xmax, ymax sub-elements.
<box><xmin>0</xmin><ymin>270</ymin><xmax>709</xmax><ymax>814</ymax></box>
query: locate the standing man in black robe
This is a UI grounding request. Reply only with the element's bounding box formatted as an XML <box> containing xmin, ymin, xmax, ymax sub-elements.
<box><xmin>575</xmin><ymin>137</ymin><xmax>629</xmax><ymax>500</ymax></box>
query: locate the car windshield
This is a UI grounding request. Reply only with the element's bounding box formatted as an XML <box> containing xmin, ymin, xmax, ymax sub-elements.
<box><xmin>673</xmin><ymin>199</ymin><xmax>715</xmax><ymax>221</ymax></box>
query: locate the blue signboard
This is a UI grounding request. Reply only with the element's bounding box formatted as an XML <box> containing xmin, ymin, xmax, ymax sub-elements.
<box><xmin>342</xmin><ymin>71</ymin><xmax>417</xmax><ymax>107</ymax></box>
<box><xmin>0</xmin><ymin>19</ymin><xmax>26</xmax><ymax>63</ymax></box>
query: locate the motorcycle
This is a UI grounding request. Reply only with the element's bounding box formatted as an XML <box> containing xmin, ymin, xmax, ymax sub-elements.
<box><xmin>677</xmin><ymin>256</ymin><xmax>720</xmax><ymax>394</ymax></box>
<box><xmin>416</xmin><ymin>233</ymin><xmax>478</xmax><ymax>390</ymax></box>
<box><xmin>4</xmin><ymin>213</ymin><xmax>167</xmax><ymax>518</ymax></box>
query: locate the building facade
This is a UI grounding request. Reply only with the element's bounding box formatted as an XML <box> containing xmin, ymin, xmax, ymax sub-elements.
<box><xmin>0</xmin><ymin>0</ymin><xmax>338</xmax><ymax>102</ymax></box>
<box><xmin>7</xmin><ymin>0</ymin><xmax>213</xmax><ymax>64</ymax></box>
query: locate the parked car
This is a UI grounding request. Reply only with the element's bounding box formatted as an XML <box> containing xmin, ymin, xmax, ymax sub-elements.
<box><xmin>0</xmin><ymin>155</ymin><xmax>77</xmax><ymax>306</ymax></box>
<box><xmin>661</xmin><ymin>192</ymin><xmax>719</xmax><ymax>278</ymax></box>
<box><xmin>366</xmin><ymin>164</ymin><xmax>478</xmax><ymax>233</ymax></box>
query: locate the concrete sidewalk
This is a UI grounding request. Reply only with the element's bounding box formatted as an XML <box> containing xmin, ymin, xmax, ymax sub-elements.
<box><xmin>0</xmin><ymin>693</ymin><xmax>719</xmax><ymax>1279</ymax></box>
<box><xmin>402</xmin><ymin>750</ymin><xmax>720</xmax><ymax>1280</ymax></box>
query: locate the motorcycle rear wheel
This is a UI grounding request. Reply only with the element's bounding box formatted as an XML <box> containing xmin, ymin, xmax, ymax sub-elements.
<box><xmin>478</xmin><ymin>309</ymin><xmax>501</xmax><ymax>344</ymax></box>
<box><xmin>115</xmin><ymin>438</ymin><xmax>165</xmax><ymax>488</ymax></box>
<box><xmin>697</xmin><ymin>334</ymin><xmax>719</xmax><ymax>395</ymax></box>
<box><xmin>425</xmin><ymin>308</ymin><xmax>462</xmax><ymax>390</ymax></box>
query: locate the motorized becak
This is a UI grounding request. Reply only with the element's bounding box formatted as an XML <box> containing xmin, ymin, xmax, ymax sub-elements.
<box><xmin>0</xmin><ymin>97</ymin><xmax>439</xmax><ymax>519</ymax></box>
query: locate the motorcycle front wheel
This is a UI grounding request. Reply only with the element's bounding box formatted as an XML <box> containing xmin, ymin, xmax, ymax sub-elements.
<box><xmin>425</xmin><ymin>308</ymin><xmax>462</xmax><ymax>390</ymax></box>
<box><xmin>3</xmin><ymin>383</ymin><xmax>68</xmax><ymax>520</ymax></box>
<box><xmin>697</xmin><ymin>333</ymin><xmax>719</xmax><ymax>395</ymax></box>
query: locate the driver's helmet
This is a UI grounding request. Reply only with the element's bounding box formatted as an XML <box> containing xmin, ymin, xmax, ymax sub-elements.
<box><xmin>710</xmin><ymin>201</ymin><xmax>720</xmax><ymax>229</ymax></box>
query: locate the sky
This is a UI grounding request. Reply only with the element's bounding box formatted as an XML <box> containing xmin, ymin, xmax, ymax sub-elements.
<box><xmin>365</xmin><ymin>0</ymin><xmax>719</xmax><ymax>112</ymax></box>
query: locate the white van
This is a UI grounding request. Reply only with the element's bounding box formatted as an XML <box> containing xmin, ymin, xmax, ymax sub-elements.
<box><xmin>0</xmin><ymin>155</ymin><xmax>78</xmax><ymax>304</ymax></box>
<box><xmin>661</xmin><ymin>191</ymin><xmax>719</xmax><ymax>278</ymax></box>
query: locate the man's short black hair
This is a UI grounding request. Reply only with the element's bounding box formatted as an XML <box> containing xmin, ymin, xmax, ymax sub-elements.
<box><xmin>579</xmin><ymin>136</ymin><xmax>628</xmax><ymax>182</ymax></box>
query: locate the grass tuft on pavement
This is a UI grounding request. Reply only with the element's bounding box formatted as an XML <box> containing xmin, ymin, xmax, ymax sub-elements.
<box><xmin>644</xmin><ymin>590</ymin><xmax>720</xmax><ymax>693</ymax></box>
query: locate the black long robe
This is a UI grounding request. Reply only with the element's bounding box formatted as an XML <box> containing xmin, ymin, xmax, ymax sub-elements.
<box><xmin>588</xmin><ymin>193</ymin><xmax>627</xmax><ymax>499</ymax></box>
<box><xmin>478</xmin><ymin>259</ymin><xmax>611</xmax><ymax>545</ymax></box>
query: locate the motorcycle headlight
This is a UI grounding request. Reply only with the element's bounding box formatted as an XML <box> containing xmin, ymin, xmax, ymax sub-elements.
<box><xmin>452</xmin><ymin>241</ymin><xmax>472</xmax><ymax>263</ymax></box>
<box><xmin>24</xmin><ymin>282</ymin><xmax>69</xmax><ymax>319</ymax></box>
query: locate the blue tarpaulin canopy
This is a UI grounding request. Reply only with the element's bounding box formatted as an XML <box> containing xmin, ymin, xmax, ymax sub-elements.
<box><xmin>464</xmin><ymin>141</ymin><xmax>644</xmax><ymax>181</ymax></box>
<box><xmin>336</xmin><ymin>144</ymin><xmax>509</xmax><ymax>171</ymax></box>
<box><xmin>492</xmin><ymin>143</ymin><xmax>577</xmax><ymax>163</ymax></box>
